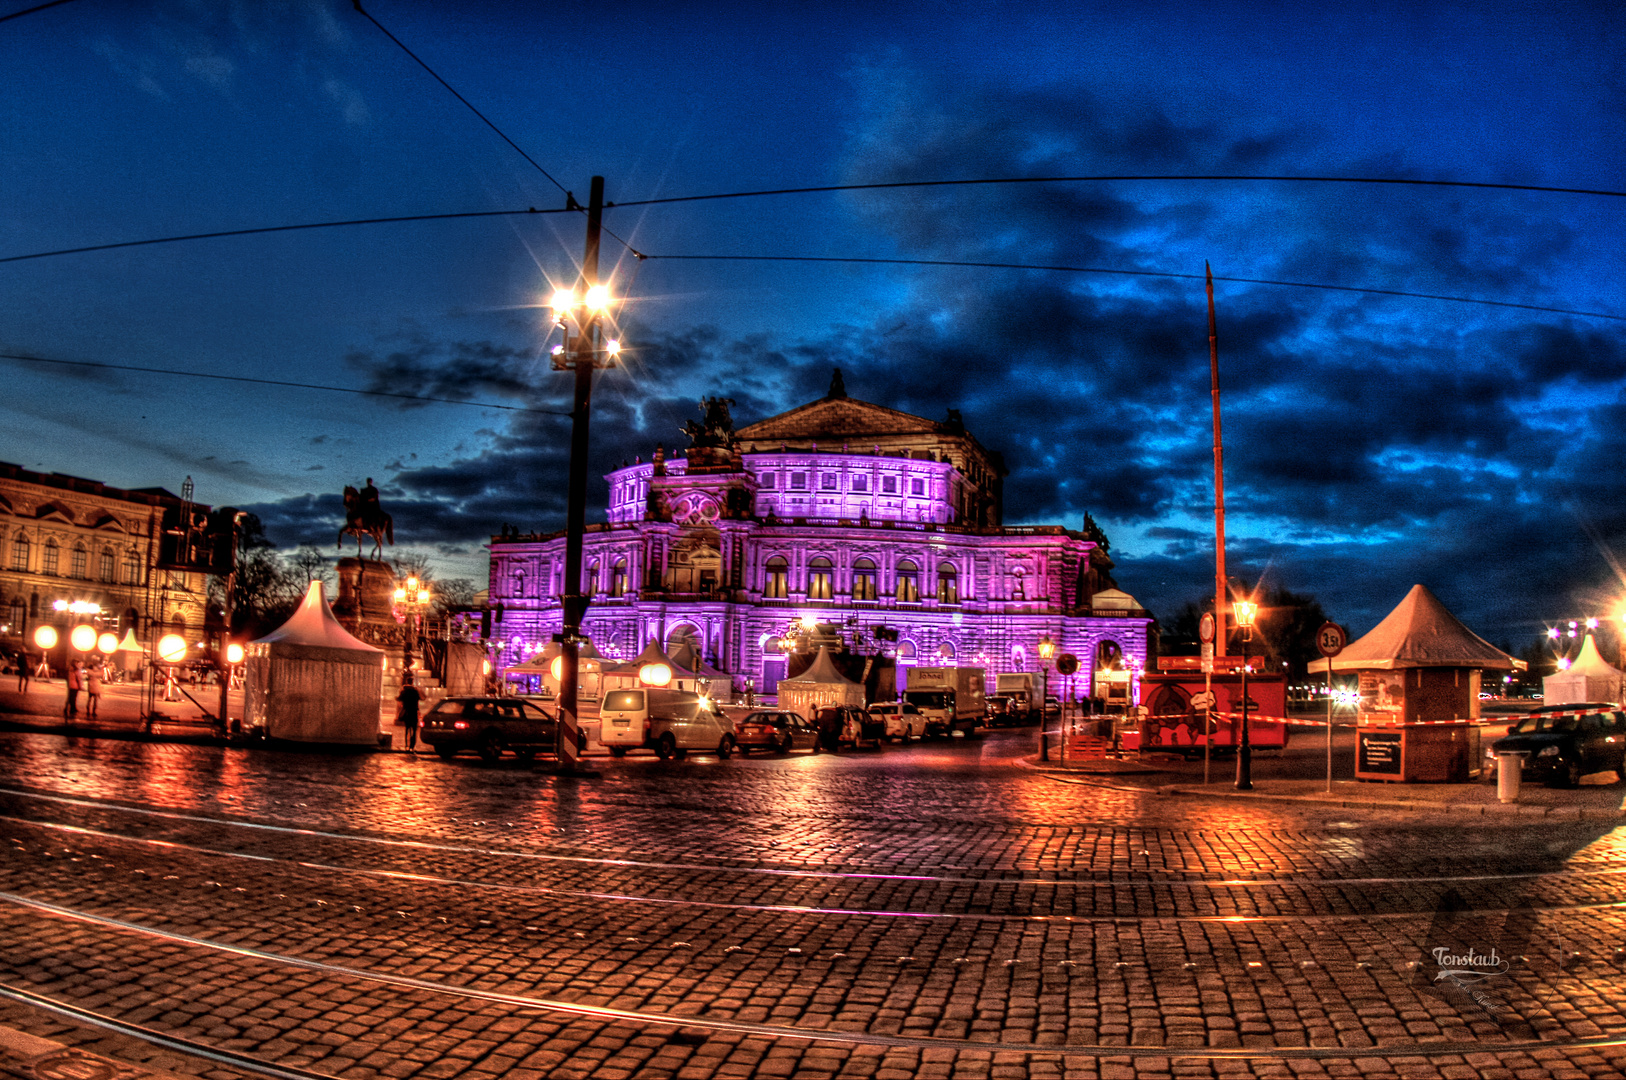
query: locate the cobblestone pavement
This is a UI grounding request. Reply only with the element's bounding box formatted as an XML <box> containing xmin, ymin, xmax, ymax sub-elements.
<box><xmin>0</xmin><ymin>727</ymin><xmax>1622</xmax><ymax>1079</ymax></box>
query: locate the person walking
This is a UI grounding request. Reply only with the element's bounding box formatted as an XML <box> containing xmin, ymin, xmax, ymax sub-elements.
<box><xmin>396</xmin><ymin>675</ymin><xmax>422</xmax><ymax>752</ymax></box>
<box><xmin>14</xmin><ymin>653</ymin><xmax>29</xmax><ymax>694</ymax></box>
<box><xmin>64</xmin><ymin>660</ymin><xmax>83</xmax><ymax>718</ymax></box>
<box><xmin>85</xmin><ymin>662</ymin><xmax>103</xmax><ymax>718</ymax></box>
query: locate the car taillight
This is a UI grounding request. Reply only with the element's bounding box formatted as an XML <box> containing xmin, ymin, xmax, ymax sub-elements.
<box><xmin>453</xmin><ymin>721</ymin><xmax>468</xmax><ymax>730</ymax></box>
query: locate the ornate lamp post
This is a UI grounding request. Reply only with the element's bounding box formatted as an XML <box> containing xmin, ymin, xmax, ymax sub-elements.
<box><xmin>1233</xmin><ymin>599</ymin><xmax>1258</xmax><ymax>791</ymax></box>
<box><xmin>1037</xmin><ymin>634</ymin><xmax>1054</xmax><ymax>761</ymax></box>
<box><xmin>393</xmin><ymin>576</ymin><xmax>431</xmax><ymax>676</ymax></box>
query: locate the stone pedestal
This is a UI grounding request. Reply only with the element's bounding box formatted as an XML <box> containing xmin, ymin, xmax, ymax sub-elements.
<box><xmin>333</xmin><ymin>558</ymin><xmax>403</xmax><ymax>651</ymax></box>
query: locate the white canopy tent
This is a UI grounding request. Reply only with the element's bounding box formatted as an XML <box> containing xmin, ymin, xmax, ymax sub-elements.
<box><xmin>245</xmin><ymin>581</ymin><xmax>384</xmax><ymax>745</ymax></box>
<box><xmin>1542</xmin><ymin>634</ymin><xmax>1623</xmax><ymax>706</ymax></box>
<box><xmin>776</xmin><ymin>648</ymin><xmax>865</xmax><ymax>714</ymax></box>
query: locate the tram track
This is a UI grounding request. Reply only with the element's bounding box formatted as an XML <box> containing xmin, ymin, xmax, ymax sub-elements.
<box><xmin>5</xmin><ymin>814</ymin><xmax>1626</xmax><ymax>926</ymax></box>
<box><xmin>3</xmin><ymin>890</ymin><xmax>1625</xmax><ymax>1064</ymax></box>
<box><xmin>3</xmin><ymin>786</ymin><xmax>1623</xmax><ymax>892</ymax></box>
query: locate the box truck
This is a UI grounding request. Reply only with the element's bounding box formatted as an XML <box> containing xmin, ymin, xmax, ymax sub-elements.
<box><xmin>904</xmin><ymin>666</ymin><xmax>986</xmax><ymax>737</ymax></box>
<box><xmin>994</xmin><ymin>672</ymin><xmax>1037</xmax><ymax>723</ymax></box>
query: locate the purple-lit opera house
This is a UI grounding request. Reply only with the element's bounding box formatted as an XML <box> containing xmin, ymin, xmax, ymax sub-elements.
<box><xmin>487</xmin><ymin>372</ymin><xmax>1152</xmax><ymax>700</ymax></box>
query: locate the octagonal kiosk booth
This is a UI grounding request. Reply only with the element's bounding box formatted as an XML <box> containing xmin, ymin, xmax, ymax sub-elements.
<box><xmin>1310</xmin><ymin>584</ymin><xmax>1524</xmax><ymax>783</ymax></box>
<box><xmin>244</xmin><ymin>580</ymin><xmax>385</xmax><ymax>746</ymax></box>
<box><xmin>1542</xmin><ymin>634</ymin><xmax>1623</xmax><ymax>707</ymax></box>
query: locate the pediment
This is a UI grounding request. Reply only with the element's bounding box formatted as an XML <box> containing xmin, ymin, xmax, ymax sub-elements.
<box><xmin>34</xmin><ymin>502</ymin><xmax>74</xmax><ymax>524</ymax></box>
<box><xmin>738</xmin><ymin>397</ymin><xmax>941</xmax><ymax>443</ymax></box>
<box><xmin>90</xmin><ymin>513</ymin><xmax>127</xmax><ymax>532</ymax></box>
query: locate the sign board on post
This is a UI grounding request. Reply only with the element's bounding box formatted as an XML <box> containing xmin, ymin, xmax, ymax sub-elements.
<box><xmin>1316</xmin><ymin>622</ymin><xmax>1347</xmax><ymax>658</ymax></box>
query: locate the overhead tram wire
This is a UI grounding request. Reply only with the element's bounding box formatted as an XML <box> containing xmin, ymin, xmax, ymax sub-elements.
<box><xmin>0</xmin><ymin>0</ymin><xmax>79</xmax><ymax>24</ymax></box>
<box><xmin>638</xmin><ymin>254</ymin><xmax>1626</xmax><ymax>323</ymax></box>
<box><xmin>350</xmin><ymin>1</ymin><xmax>566</xmax><ymax>196</ymax></box>
<box><xmin>0</xmin><ymin>352</ymin><xmax>573</xmax><ymax>416</ymax></box>
<box><xmin>0</xmin><ymin>206</ymin><xmax>571</xmax><ymax>266</ymax></box>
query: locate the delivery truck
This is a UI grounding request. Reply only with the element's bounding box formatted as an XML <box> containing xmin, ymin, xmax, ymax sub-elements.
<box><xmin>904</xmin><ymin>666</ymin><xmax>986</xmax><ymax>737</ymax></box>
<box><xmin>994</xmin><ymin>672</ymin><xmax>1037</xmax><ymax>723</ymax></box>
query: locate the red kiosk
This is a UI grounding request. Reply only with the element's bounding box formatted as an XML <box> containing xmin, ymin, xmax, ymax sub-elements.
<box><xmin>1309</xmin><ymin>584</ymin><xmax>1524</xmax><ymax>783</ymax></box>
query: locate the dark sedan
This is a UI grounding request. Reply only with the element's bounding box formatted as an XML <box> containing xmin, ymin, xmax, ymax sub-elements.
<box><xmin>1488</xmin><ymin>704</ymin><xmax>1626</xmax><ymax>787</ymax></box>
<box><xmin>734</xmin><ymin>710</ymin><xmax>821</xmax><ymax>754</ymax></box>
<box><xmin>421</xmin><ymin>697</ymin><xmax>559</xmax><ymax>762</ymax></box>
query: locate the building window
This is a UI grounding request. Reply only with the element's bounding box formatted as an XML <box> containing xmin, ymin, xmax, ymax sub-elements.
<box><xmin>765</xmin><ymin>556</ymin><xmax>788</xmax><ymax>598</ymax></box>
<box><xmin>512</xmin><ymin>569</ymin><xmax>526</xmax><ymax>598</ymax></box>
<box><xmin>99</xmin><ymin>549</ymin><xmax>116</xmax><ymax>583</ymax></box>
<box><xmin>937</xmin><ymin>562</ymin><xmax>958</xmax><ymax>604</ymax></box>
<box><xmin>896</xmin><ymin>560</ymin><xmax>919</xmax><ymax>602</ymax></box>
<box><xmin>808</xmin><ymin>556</ymin><xmax>833</xmax><ymax>600</ymax></box>
<box><xmin>584</xmin><ymin>563</ymin><xmax>599</xmax><ymax>596</ymax></box>
<box><xmin>911</xmin><ymin>478</ymin><xmax>925</xmax><ymax>496</ymax></box>
<box><xmin>70</xmin><ymin>545</ymin><xmax>87</xmax><ymax>579</ymax></box>
<box><xmin>10</xmin><ymin>534</ymin><xmax>28</xmax><ymax>571</ymax></box>
<box><xmin>790</xmin><ymin>472</ymin><xmax>807</xmax><ymax>490</ymax></box>
<box><xmin>882</xmin><ymin>476</ymin><xmax>897</xmax><ymax>494</ymax></box>
<box><xmin>610</xmin><ymin>559</ymin><xmax>627</xmax><ymax>597</ymax></box>
<box><xmin>821</xmin><ymin>473</ymin><xmax>837</xmax><ymax>490</ymax></box>
<box><xmin>852</xmin><ymin>558</ymin><xmax>877</xmax><ymax>601</ymax></box>
<box><xmin>43</xmin><ymin>541</ymin><xmax>59</xmax><ymax>577</ymax></box>
<box><xmin>853</xmin><ymin>475</ymin><xmax>868</xmax><ymax>493</ymax></box>
<box><xmin>123</xmin><ymin>550</ymin><xmax>141</xmax><ymax>585</ymax></box>
<box><xmin>761</xmin><ymin>473</ymin><xmax>777</xmax><ymax>489</ymax></box>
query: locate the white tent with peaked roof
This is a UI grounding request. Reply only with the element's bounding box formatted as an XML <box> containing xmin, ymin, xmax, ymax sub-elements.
<box><xmin>244</xmin><ymin>580</ymin><xmax>384</xmax><ymax>745</ymax></box>
<box><xmin>1308</xmin><ymin>584</ymin><xmax>1524</xmax><ymax>673</ymax></box>
<box><xmin>1542</xmin><ymin>634</ymin><xmax>1623</xmax><ymax>706</ymax></box>
<box><xmin>776</xmin><ymin>648</ymin><xmax>864</xmax><ymax>714</ymax></box>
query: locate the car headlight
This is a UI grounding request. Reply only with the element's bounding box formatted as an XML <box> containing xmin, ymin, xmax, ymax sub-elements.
<box><xmin>1538</xmin><ymin>745</ymin><xmax>1560</xmax><ymax>757</ymax></box>
<box><xmin>1486</xmin><ymin>748</ymin><xmax>1497</xmax><ymax>759</ymax></box>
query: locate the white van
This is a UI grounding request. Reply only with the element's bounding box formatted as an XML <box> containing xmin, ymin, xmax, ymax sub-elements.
<box><xmin>599</xmin><ymin>687</ymin><xmax>736</xmax><ymax>759</ymax></box>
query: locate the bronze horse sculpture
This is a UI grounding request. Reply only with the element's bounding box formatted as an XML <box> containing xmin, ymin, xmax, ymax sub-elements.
<box><xmin>339</xmin><ymin>484</ymin><xmax>394</xmax><ymax>560</ymax></box>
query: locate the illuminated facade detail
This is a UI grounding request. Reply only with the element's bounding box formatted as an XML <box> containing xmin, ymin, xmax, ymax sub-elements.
<box><xmin>488</xmin><ymin>375</ymin><xmax>1151</xmax><ymax>695</ymax></box>
<box><xmin>0</xmin><ymin>462</ymin><xmax>208</xmax><ymax>641</ymax></box>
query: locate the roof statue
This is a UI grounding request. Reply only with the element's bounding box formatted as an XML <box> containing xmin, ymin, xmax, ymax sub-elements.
<box><xmin>680</xmin><ymin>396</ymin><xmax>737</xmax><ymax>450</ymax></box>
<box><xmin>1308</xmin><ymin>584</ymin><xmax>1524</xmax><ymax>673</ymax></box>
<box><xmin>826</xmin><ymin>368</ymin><xmax>847</xmax><ymax>400</ymax></box>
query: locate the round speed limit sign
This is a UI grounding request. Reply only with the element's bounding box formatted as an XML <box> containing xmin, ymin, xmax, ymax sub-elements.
<box><xmin>1198</xmin><ymin>612</ymin><xmax>1216</xmax><ymax>644</ymax></box>
<box><xmin>1315</xmin><ymin>621</ymin><xmax>1346</xmax><ymax>658</ymax></box>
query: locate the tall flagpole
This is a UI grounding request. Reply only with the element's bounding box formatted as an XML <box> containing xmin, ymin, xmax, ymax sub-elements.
<box><xmin>1207</xmin><ymin>262</ymin><xmax>1228</xmax><ymax>658</ymax></box>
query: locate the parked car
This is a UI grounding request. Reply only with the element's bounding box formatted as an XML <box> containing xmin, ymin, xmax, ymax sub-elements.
<box><xmin>985</xmin><ymin>694</ymin><xmax>1017</xmax><ymax>727</ymax></box>
<box><xmin>1487</xmin><ymin>703</ymin><xmax>1626</xmax><ymax>787</ymax></box>
<box><xmin>421</xmin><ymin>697</ymin><xmax>558</xmax><ymax>763</ymax></box>
<box><xmin>866</xmin><ymin>701</ymin><xmax>923</xmax><ymax>742</ymax></box>
<box><xmin>812</xmin><ymin>704</ymin><xmax>883</xmax><ymax>750</ymax></box>
<box><xmin>599</xmin><ymin>687</ymin><xmax>736</xmax><ymax>759</ymax></box>
<box><xmin>734</xmin><ymin>710</ymin><xmax>821</xmax><ymax>754</ymax></box>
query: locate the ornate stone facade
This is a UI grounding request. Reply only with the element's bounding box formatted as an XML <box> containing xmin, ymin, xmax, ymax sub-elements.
<box><xmin>488</xmin><ymin>374</ymin><xmax>1152</xmax><ymax>697</ymax></box>
<box><xmin>0</xmin><ymin>462</ymin><xmax>208</xmax><ymax>647</ymax></box>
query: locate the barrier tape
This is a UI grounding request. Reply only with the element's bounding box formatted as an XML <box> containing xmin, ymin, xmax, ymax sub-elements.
<box><xmin>1149</xmin><ymin>705</ymin><xmax>1622</xmax><ymax>730</ymax></box>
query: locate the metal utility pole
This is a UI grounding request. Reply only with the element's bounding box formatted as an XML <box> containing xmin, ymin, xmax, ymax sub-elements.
<box><xmin>552</xmin><ymin>176</ymin><xmax>614</xmax><ymax>775</ymax></box>
<box><xmin>1207</xmin><ymin>263</ymin><xmax>1228</xmax><ymax>658</ymax></box>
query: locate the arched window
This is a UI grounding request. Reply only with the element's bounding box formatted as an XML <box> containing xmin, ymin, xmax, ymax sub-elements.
<box><xmin>42</xmin><ymin>540</ymin><xmax>59</xmax><ymax>577</ymax></box>
<box><xmin>10</xmin><ymin>533</ymin><xmax>28</xmax><ymax>572</ymax></box>
<box><xmin>895</xmin><ymin>560</ymin><xmax>919</xmax><ymax>602</ymax></box>
<box><xmin>936</xmin><ymin>562</ymin><xmax>958</xmax><ymax>604</ymax></box>
<box><xmin>808</xmin><ymin>556</ymin><xmax>833</xmax><ymax>601</ymax></box>
<box><xmin>99</xmin><ymin>548</ymin><xmax>116</xmax><ymax>583</ymax></box>
<box><xmin>764</xmin><ymin>556</ymin><xmax>788</xmax><ymax>599</ymax></box>
<box><xmin>610</xmin><ymin>559</ymin><xmax>627</xmax><ymax>598</ymax></box>
<box><xmin>123</xmin><ymin>550</ymin><xmax>141</xmax><ymax>585</ymax></box>
<box><xmin>852</xmin><ymin>558</ymin><xmax>877</xmax><ymax>601</ymax></box>
<box><xmin>584</xmin><ymin>560</ymin><xmax>599</xmax><ymax>596</ymax></box>
<box><xmin>512</xmin><ymin>568</ymin><xmax>526</xmax><ymax>598</ymax></box>
<box><xmin>70</xmin><ymin>544</ymin><xmax>87</xmax><ymax>580</ymax></box>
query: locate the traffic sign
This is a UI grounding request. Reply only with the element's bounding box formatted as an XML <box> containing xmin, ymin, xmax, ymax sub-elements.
<box><xmin>1198</xmin><ymin>612</ymin><xmax>1216</xmax><ymax>644</ymax></box>
<box><xmin>1316</xmin><ymin>621</ymin><xmax>1346</xmax><ymax>658</ymax></box>
<box><xmin>1055</xmin><ymin>653</ymin><xmax>1079</xmax><ymax>676</ymax></box>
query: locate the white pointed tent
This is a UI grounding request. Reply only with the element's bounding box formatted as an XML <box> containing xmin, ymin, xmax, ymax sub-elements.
<box><xmin>111</xmin><ymin>627</ymin><xmax>146</xmax><ymax>674</ymax></box>
<box><xmin>776</xmin><ymin>648</ymin><xmax>865</xmax><ymax>714</ymax></box>
<box><xmin>1542</xmin><ymin>635</ymin><xmax>1623</xmax><ymax>706</ymax></box>
<box><xmin>244</xmin><ymin>581</ymin><xmax>384</xmax><ymax>745</ymax></box>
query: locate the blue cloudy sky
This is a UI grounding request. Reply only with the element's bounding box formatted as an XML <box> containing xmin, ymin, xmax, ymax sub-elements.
<box><xmin>3</xmin><ymin>0</ymin><xmax>1623</xmax><ymax>645</ymax></box>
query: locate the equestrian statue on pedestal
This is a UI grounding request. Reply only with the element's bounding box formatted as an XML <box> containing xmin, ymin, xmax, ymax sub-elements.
<box><xmin>339</xmin><ymin>477</ymin><xmax>394</xmax><ymax>560</ymax></box>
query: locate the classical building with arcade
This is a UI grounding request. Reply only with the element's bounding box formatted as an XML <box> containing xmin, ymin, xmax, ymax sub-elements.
<box><xmin>486</xmin><ymin>371</ymin><xmax>1152</xmax><ymax>700</ymax></box>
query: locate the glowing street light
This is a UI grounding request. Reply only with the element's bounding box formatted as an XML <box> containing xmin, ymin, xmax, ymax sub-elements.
<box><xmin>33</xmin><ymin>625</ymin><xmax>57</xmax><ymax>651</ymax></box>
<box><xmin>393</xmin><ymin>576</ymin><xmax>432</xmax><ymax>674</ymax></box>
<box><xmin>1037</xmin><ymin>634</ymin><xmax>1055</xmax><ymax>761</ymax></box>
<box><xmin>70</xmin><ymin>624</ymin><xmax>97</xmax><ymax>652</ymax></box>
<box><xmin>157</xmin><ymin>634</ymin><xmax>188</xmax><ymax>664</ymax></box>
<box><xmin>97</xmin><ymin>632</ymin><xmax>119</xmax><ymax>654</ymax></box>
<box><xmin>1232</xmin><ymin>599</ymin><xmax>1259</xmax><ymax>791</ymax></box>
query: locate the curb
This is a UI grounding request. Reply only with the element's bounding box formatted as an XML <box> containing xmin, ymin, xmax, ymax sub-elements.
<box><xmin>1152</xmin><ymin>783</ymin><xmax>1626</xmax><ymax>821</ymax></box>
